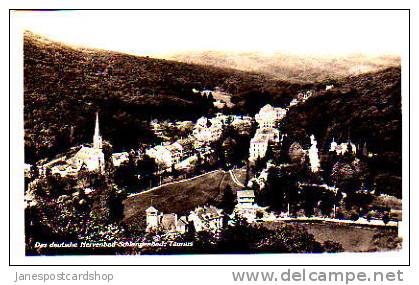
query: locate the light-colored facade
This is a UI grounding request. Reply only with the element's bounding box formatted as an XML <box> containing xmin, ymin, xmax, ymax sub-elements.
<box><xmin>249</xmin><ymin>136</ymin><xmax>269</xmax><ymax>161</ymax></box>
<box><xmin>249</xmin><ymin>127</ymin><xmax>280</xmax><ymax>161</ymax></box>
<box><xmin>192</xmin><ymin>116</ymin><xmax>223</xmax><ymax>144</ymax></box>
<box><xmin>234</xmin><ymin>189</ymin><xmax>269</xmax><ymax>222</ymax></box>
<box><xmin>188</xmin><ymin>206</ymin><xmax>223</xmax><ymax>232</ymax></box>
<box><xmin>329</xmin><ymin>139</ymin><xmax>357</xmax><ymax>156</ymax></box>
<box><xmin>111</xmin><ymin>152</ymin><xmax>129</xmax><ymax>167</ymax></box>
<box><xmin>255</xmin><ymin>104</ymin><xmax>287</xmax><ymax>128</ymax></box>
<box><xmin>308</xmin><ymin>134</ymin><xmax>320</xmax><ymax>173</ymax></box>
<box><xmin>145</xmin><ymin>206</ymin><xmax>189</xmax><ymax>233</ymax></box>
<box><xmin>249</xmin><ymin>105</ymin><xmax>284</xmax><ymax>161</ymax></box>
<box><xmin>236</xmin><ymin>190</ymin><xmax>256</xmax><ymax>207</ymax></box>
<box><xmin>146</xmin><ymin>142</ymin><xmax>184</xmax><ymax>168</ymax></box>
<box><xmin>145</xmin><ymin>205</ymin><xmax>223</xmax><ymax>233</ymax></box>
<box><xmin>325</xmin><ymin>84</ymin><xmax>334</xmax><ymax>91</ymax></box>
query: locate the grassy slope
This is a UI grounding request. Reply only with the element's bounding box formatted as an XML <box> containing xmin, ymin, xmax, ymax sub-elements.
<box><xmin>123</xmin><ymin>169</ymin><xmax>245</xmax><ymax>228</ymax></box>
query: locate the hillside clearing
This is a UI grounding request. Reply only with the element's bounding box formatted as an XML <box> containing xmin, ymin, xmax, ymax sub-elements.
<box><xmin>123</xmin><ymin>169</ymin><xmax>244</xmax><ymax>228</ymax></box>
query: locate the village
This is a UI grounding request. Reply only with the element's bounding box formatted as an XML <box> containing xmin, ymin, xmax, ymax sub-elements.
<box><xmin>24</xmin><ymin>84</ymin><xmax>400</xmax><ymax>242</ymax></box>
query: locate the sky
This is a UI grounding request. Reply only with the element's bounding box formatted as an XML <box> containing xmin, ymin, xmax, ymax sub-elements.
<box><xmin>13</xmin><ymin>10</ymin><xmax>408</xmax><ymax>56</ymax></box>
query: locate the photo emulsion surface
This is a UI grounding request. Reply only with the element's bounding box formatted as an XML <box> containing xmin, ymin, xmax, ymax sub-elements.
<box><xmin>21</xmin><ymin>10</ymin><xmax>404</xmax><ymax>257</ymax></box>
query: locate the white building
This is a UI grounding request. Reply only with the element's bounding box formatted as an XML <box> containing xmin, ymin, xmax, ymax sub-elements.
<box><xmin>145</xmin><ymin>206</ymin><xmax>159</xmax><ymax>231</ymax></box>
<box><xmin>51</xmin><ymin>112</ymin><xmax>105</xmax><ymax>176</ymax></box>
<box><xmin>146</xmin><ymin>142</ymin><xmax>184</xmax><ymax>168</ymax></box>
<box><xmin>192</xmin><ymin>116</ymin><xmax>223</xmax><ymax>144</ymax></box>
<box><xmin>249</xmin><ymin>136</ymin><xmax>269</xmax><ymax>161</ymax></box>
<box><xmin>201</xmin><ymin>90</ymin><xmax>213</xmax><ymax>96</ymax></box>
<box><xmin>329</xmin><ymin>139</ymin><xmax>357</xmax><ymax>156</ymax></box>
<box><xmin>325</xmin><ymin>84</ymin><xmax>334</xmax><ymax>91</ymax></box>
<box><xmin>111</xmin><ymin>152</ymin><xmax>129</xmax><ymax>167</ymax></box>
<box><xmin>308</xmin><ymin>134</ymin><xmax>320</xmax><ymax>173</ymax></box>
<box><xmin>297</xmin><ymin>91</ymin><xmax>313</xmax><ymax>102</ymax></box>
<box><xmin>174</xmin><ymin>155</ymin><xmax>198</xmax><ymax>171</ymax></box>
<box><xmin>249</xmin><ymin>127</ymin><xmax>280</xmax><ymax>161</ymax></box>
<box><xmin>234</xmin><ymin>190</ymin><xmax>269</xmax><ymax>222</ymax></box>
<box><xmin>255</xmin><ymin>104</ymin><xmax>287</xmax><ymax>128</ymax></box>
<box><xmin>255</xmin><ymin>127</ymin><xmax>280</xmax><ymax>143</ymax></box>
<box><xmin>145</xmin><ymin>206</ymin><xmax>189</xmax><ymax>233</ymax></box>
<box><xmin>249</xmin><ymin>104</ymin><xmax>285</xmax><ymax>161</ymax></box>
<box><xmin>237</xmin><ymin>190</ymin><xmax>256</xmax><ymax>207</ymax></box>
<box><xmin>188</xmin><ymin>205</ymin><xmax>224</xmax><ymax>232</ymax></box>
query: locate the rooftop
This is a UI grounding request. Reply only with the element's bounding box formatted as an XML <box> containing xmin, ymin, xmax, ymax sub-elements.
<box><xmin>145</xmin><ymin>206</ymin><xmax>158</xmax><ymax>213</ymax></box>
<box><xmin>237</xmin><ymin>190</ymin><xmax>256</xmax><ymax>198</ymax></box>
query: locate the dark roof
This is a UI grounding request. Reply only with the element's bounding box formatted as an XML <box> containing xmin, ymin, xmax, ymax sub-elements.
<box><xmin>145</xmin><ymin>206</ymin><xmax>158</xmax><ymax>213</ymax></box>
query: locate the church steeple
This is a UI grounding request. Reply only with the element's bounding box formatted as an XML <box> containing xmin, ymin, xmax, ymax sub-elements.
<box><xmin>93</xmin><ymin>112</ymin><xmax>103</xmax><ymax>149</ymax></box>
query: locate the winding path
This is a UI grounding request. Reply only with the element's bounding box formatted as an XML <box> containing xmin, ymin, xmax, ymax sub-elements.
<box><xmin>229</xmin><ymin>169</ymin><xmax>245</xmax><ymax>188</ymax></box>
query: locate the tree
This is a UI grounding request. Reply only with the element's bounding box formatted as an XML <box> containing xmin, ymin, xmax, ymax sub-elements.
<box><xmin>102</xmin><ymin>141</ymin><xmax>113</xmax><ymax>164</ymax></box>
<box><xmin>262</xmin><ymin>167</ymin><xmax>285</xmax><ymax>209</ymax></box>
<box><xmin>220</xmin><ymin>184</ymin><xmax>236</xmax><ymax>214</ymax></box>
<box><xmin>245</xmin><ymin>159</ymin><xmax>250</xmax><ymax>184</ymax></box>
<box><xmin>222</xmin><ymin>137</ymin><xmax>237</xmax><ymax>168</ymax></box>
<box><xmin>331</xmin><ymin>161</ymin><xmax>360</xmax><ymax>193</ymax></box>
<box><xmin>137</xmin><ymin>154</ymin><xmax>158</xmax><ymax>189</ymax></box>
<box><xmin>256</xmin><ymin>223</ymin><xmax>324</xmax><ymax>253</ymax></box>
<box><xmin>288</xmin><ymin>142</ymin><xmax>305</xmax><ymax>165</ymax></box>
<box><xmin>218</xmin><ymin>216</ymin><xmax>263</xmax><ymax>253</ymax></box>
<box><xmin>349</xmin><ymin>209</ymin><xmax>360</xmax><ymax>221</ymax></box>
<box><xmin>207</xmin><ymin>92</ymin><xmax>214</xmax><ymax>102</ymax></box>
<box><xmin>366</xmin><ymin>210</ymin><xmax>375</xmax><ymax>221</ymax></box>
<box><xmin>91</xmin><ymin>182</ymin><xmax>125</xmax><ymax>224</ymax></box>
<box><xmin>171</xmin><ymin>163</ymin><xmax>179</xmax><ymax>177</ymax></box>
<box><xmin>382</xmin><ymin>211</ymin><xmax>390</xmax><ymax>225</ymax></box>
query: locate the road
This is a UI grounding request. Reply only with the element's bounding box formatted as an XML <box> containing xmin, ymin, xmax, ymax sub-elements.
<box><xmin>229</xmin><ymin>169</ymin><xmax>245</xmax><ymax>187</ymax></box>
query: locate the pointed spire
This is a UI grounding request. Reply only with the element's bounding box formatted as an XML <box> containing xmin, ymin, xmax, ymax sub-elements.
<box><xmin>94</xmin><ymin>112</ymin><xmax>100</xmax><ymax>137</ymax></box>
<box><xmin>93</xmin><ymin>112</ymin><xmax>102</xmax><ymax>149</ymax></box>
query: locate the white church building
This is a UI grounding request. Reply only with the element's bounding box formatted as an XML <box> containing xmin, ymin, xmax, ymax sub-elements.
<box><xmin>51</xmin><ymin>112</ymin><xmax>105</xmax><ymax>176</ymax></box>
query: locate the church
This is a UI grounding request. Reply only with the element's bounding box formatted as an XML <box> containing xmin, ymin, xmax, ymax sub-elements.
<box><xmin>51</xmin><ymin>112</ymin><xmax>105</xmax><ymax>176</ymax></box>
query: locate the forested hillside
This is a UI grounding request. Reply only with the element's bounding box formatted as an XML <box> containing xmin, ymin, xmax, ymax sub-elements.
<box><xmin>166</xmin><ymin>51</ymin><xmax>400</xmax><ymax>83</ymax></box>
<box><xmin>23</xmin><ymin>31</ymin><xmax>302</xmax><ymax>162</ymax></box>
<box><xmin>280</xmin><ymin>67</ymin><xmax>402</xmax><ymax>196</ymax></box>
